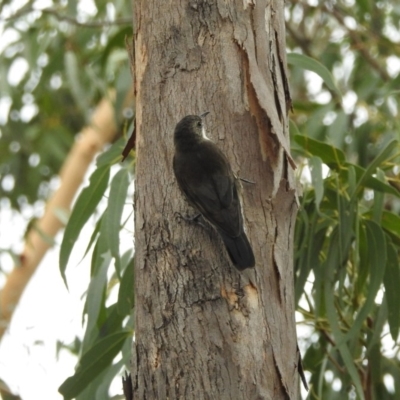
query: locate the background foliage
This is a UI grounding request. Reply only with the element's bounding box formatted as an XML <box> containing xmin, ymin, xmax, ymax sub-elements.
<box><xmin>0</xmin><ymin>1</ymin><xmax>134</xmax><ymax>399</ymax></box>
<box><xmin>286</xmin><ymin>1</ymin><xmax>400</xmax><ymax>399</ymax></box>
<box><xmin>0</xmin><ymin>0</ymin><xmax>399</xmax><ymax>399</ymax></box>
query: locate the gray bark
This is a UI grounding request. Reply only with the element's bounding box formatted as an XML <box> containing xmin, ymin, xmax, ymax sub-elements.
<box><xmin>132</xmin><ymin>1</ymin><xmax>299</xmax><ymax>399</ymax></box>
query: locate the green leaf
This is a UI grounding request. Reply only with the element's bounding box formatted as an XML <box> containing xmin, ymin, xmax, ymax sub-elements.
<box><xmin>381</xmin><ymin>210</ymin><xmax>400</xmax><ymax>239</ymax></box>
<box><xmin>384</xmin><ymin>241</ymin><xmax>400</xmax><ymax>341</ymax></box>
<box><xmin>94</xmin><ymin>358</ymin><xmax>126</xmax><ymax>400</ymax></box>
<box><xmin>325</xmin><ymin>289</ymin><xmax>364</xmax><ymax>397</ymax></box>
<box><xmin>326</xmin><ymin>110</ymin><xmax>348</xmax><ymax>148</ymax></box>
<box><xmin>287</xmin><ymin>53</ymin><xmax>341</xmax><ymax>98</ymax></box>
<box><xmin>347</xmin><ymin>165</ymin><xmax>357</xmax><ymax>197</ymax></box>
<box><xmin>118</xmin><ymin>256</ymin><xmax>135</xmax><ymax>316</ymax></box>
<box><xmin>99</xmin><ymin>27</ymin><xmax>133</xmax><ymax>68</ymax></box>
<box><xmin>80</xmin><ymin>211</ymin><xmax>104</xmax><ymax>263</ymax></box>
<box><xmin>351</xmin><ymin>164</ymin><xmax>400</xmax><ymax>197</ymax></box>
<box><xmin>344</xmin><ymin>220</ymin><xmax>386</xmax><ymax>342</ymax></box>
<box><xmin>106</xmin><ymin>168</ymin><xmax>130</xmax><ymax>277</ymax></box>
<box><xmin>98</xmin><ymin>304</ymin><xmax>125</xmax><ymax>338</ymax></box>
<box><xmin>96</xmin><ymin>137</ymin><xmax>127</xmax><ymax>167</ymax></box>
<box><xmin>294</xmin><ymin>135</ymin><xmax>346</xmax><ymax>167</ymax></box>
<box><xmin>58</xmin><ymin>330</ymin><xmax>132</xmax><ymax>400</ymax></box>
<box><xmin>59</xmin><ymin>165</ymin><xmax>110</xmax><ymax>286</ymax></box>
<box><xmin>323</xmin><ymin>229</ymin><xmax>365</xmax><ymax>400</ymax></box>
<box><xmin>82</xmin><ymin>249</ymin><xmax>111</xmax><ymax>351</ymax></box>
<box><xmin>356</xmin><ymin>222</ymin><xmax>369</xmax><ymax>297</ymax></box>
<box><xmin>372</xmin><ymin>169</ymin><xmax>385</xmax><ymax>222</ymax></box>
<box><xmin>351</xmin><ymin>139</ymin><xmax>398</xmax><ymax>198</ymax></box>
<box><xmin>289</xmin><ymin>119</ymin><xmax>301</xmax><ymax>137</ymax></box>
<box><xmin>90</xmin><ymin>337</ymin><xmax>132</xmax><ymax>400</ymax></box>
<box><xmin>64</xmin><ymin>50</ymin><xmax>89</xmax><ymax>114</ymax></box>
<box><xmin>309</xmin><ymin>156</ymin><xmax>324</xmax><ymax>210</ymax></box>
<box><xmin>366</xmin><ymin>297</ymin><xmax>387</xmax><ymax>355</ymax></box>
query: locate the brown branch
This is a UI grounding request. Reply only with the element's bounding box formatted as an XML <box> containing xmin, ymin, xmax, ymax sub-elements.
<box><xmin>287</xmin><ymin>0</ymin><xmax>391</xmax><ymax>82</ymax></box>
<box><xmin>286</xmin><ymin>23</ymin><xmax>313</xmax><ymax>58</ymax></box>
<box><xmin>0</xmin><ymin>97</ymin><xmax>118</xmax><ymax>340</ymax></box>
<box><xmin>3</xmin><ymin>7</ymin><xmax>131</xmax><ymax>28</ymax></box>
<box><xmin>322</xmin><ymin>5</ymin><xmax>391</xmax><ymax>82</ymax></box>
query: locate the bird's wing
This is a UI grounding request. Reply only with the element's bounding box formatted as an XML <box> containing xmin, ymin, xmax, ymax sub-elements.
<box><xmin>174</xmin><ymin>146</ymin><xmax>242</xmax><ymax>237</ymax></box>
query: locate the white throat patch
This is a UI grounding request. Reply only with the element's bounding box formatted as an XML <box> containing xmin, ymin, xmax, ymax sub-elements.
<box><xmin>202</xmin><ymin>125</ymin><xmax>211</xmax><ymax>140</ymax></box>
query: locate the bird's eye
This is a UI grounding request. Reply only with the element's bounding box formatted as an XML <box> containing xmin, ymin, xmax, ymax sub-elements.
<box><xmin>197</xmin><ymin>122</ymin><xmax>202</xmax><ymax>127</ymax></box>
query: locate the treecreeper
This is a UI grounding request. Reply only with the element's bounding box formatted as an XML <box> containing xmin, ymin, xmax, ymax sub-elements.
<box><xmin>173</xmin><ymin>113</ymin><xmax>255</xmax><ymax>271</ymax></box>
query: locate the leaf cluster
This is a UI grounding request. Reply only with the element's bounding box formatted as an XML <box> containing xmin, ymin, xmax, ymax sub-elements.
<box><xmin>58</xmin><ymin>139</ymin><xmax>135</xmax><ymax>400</ymax></box>
<box><xmin>286</xmin><ymin>1</ymin><xmax>400</xmax><ymax>398</ymax></box>
<box><xmin>294</xmin><ymin>134</ymin><xmax>400</xmax><ymax>399</ymax></box>
<box><xmin>0</xmin><ymin>0</ymin><xmax>132</xmax><ymax>211</ymax></box>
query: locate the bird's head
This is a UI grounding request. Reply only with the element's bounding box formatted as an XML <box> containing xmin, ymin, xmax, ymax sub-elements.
<box><xmin>174</xmin><ymin>112</ymin><xmax>210</xmax><ymax>144</ymax></box>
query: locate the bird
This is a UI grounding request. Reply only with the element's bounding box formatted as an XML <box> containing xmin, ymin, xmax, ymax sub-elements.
<box><xmin>173</xmin><ymin>113</ymin><xmax>255</xmax><ymax>271</ymax></box>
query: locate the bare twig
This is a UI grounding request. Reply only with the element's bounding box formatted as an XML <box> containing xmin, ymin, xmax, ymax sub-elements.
<box><xmin>2</xmin><ymin>7</ymin><xmax>132</xmax><ymax>28</ymax></box>
<box><xmin>324</xmin><ymin>5</ymin><xmax>391</xmax><ymax>82</ymax></box>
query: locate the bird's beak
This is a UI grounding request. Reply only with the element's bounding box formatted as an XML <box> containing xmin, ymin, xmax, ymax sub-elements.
<box><xmin>200</xmin><ymin>111</ymin><xmax>210</xmax><ymax>119</ymax></box>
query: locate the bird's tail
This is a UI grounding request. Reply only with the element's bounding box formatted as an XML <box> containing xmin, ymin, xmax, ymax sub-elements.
<box><xmin>219</xmin><ymin>230</ymin><xmax>255</xmax><ymax>271</ymax></box>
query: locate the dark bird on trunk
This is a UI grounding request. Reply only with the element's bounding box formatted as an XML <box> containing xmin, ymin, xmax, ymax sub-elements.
<box><xmin>173</xmin><ymin>113</ymin><xmax>255</xmax><ymax>271</ymax></box>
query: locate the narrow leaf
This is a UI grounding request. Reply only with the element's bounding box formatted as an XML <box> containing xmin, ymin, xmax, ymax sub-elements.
<box><xmin>294</xmin><ymin>135</ymin><xmax>346</xmax><ymax>167</ymax></box>
<box><xmin>106</xmin><ymin>168</ymin><xmax>130</xmax><ymax>277</ymax></box>
<box><xmin>80</xmin><ymin>211</ymin><xmax>104</xmax><ymax>263</ymax></box>
<box><xmin>118</xmin><ymin>256</ymin><xmax>135</xmax><ymax>316</ymax></box>
<box><xmin>287</xmin><ymin>53</ymin><xmax>341</xmax><ymax>97</ymax></box>
<box><xmin>309</xmin><ymin>156</ymin><xmax>324</xmax><ymax>210</ymax></box>
<box><xmin>372</xmin><ymin>169</ymin><xmax>385</xmax><ymax>222</ymax></box>
<box><xmin>384</xmin><ymin>241</ymin><xmax>400</xmax><ymax>341</ymax></box>
<box><xmin>96</xmin><ymin>137</ymin><xmax>127</xmax><ymax>167</ymax></box>
<box><xmin>351</xmin><ymin>139</ymin><xmax>398</xmax><ymax>198</ymax></box>
<box><xmin>82</xmin><ymin>250</ymin><xmax>112</xmax><ymax>352</ymax></box>
<box><xmin>344</xmin><ymin>220</ymin><xmax>386</xmax><ymax>342</ymax></box>
<box><xmin>325</xmin><ymin>282</ymin><xmax>365</xmax><ymax>399</ymax></box>
<box><xmin>64</xmin><ymin>50</ymin><xmax>89</xmax><ymax>113</ymax></box>
<box><xmin>59</xmin><ymin>165</ymin><xmax>110</xmax><ymax>286</ymax></box>
<box><xmin>323</xmin><ymin>229</ymin><xmax>365</xmax><ymax>400</ymax></box>
<box><xmin>381</xmin><ymin>210</ymin><xmax>400</xmax><ymax>239</ymax></box>
<box><xmin>58</xmin><ymin>331</ymin><xmax>132</xmax><ymax>399</ymax></box>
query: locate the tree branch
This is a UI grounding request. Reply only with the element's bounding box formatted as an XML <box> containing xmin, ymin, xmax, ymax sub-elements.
<box><xmin>3</xmin><ymin>7</ymin><xmax>131</xmax><ymax>28</ymax></box>
<box><xmin>323</xmin><ymin>4</ymin><xmax>391</xmax><ymax>82</ymax></box>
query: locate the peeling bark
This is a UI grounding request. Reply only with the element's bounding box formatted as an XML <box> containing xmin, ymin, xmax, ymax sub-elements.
<box><xmin>132</xmin><ymin>1</ymin><xmax>299</xmax><ymax>399</ymax></box>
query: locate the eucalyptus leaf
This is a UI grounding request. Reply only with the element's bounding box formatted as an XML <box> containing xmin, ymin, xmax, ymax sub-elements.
<box><xmin>351</xmin><ymin>139</ymin><xmax>398</xmax><ymax>199</ymax></box>
<box><xmin>82</xmin><ymin>249</ymin><xmax>112</xmax><ymax>352</ymax></box>
<box><xmin>118</xmin><ymin>256</ymin><xmax>135</xmax><ymax>316</ymax></box>
<box><xmin>59</xmin><ymin>165</ymin><xmax>110</xmax><ymax>286</ymax></box>
<box><xmin>309</xmin><ymin>156</ymin><xmax>324</xmax><ymax>210</ymax></box>
<box><xmin>96</xmin><ymin>137</ymin><xmax>127</xmax><ymax>167</ymax></box>
<box><xmin>287</xmin><ymin>53</ymin><xmax>341</xmax><ymax>98</ymax></box>
<box><xmin>343</xmin><ymin>220</ymin><xmax>386</xmax><ymax>343</ymax></box>
<box><xmin>294</xmin><ymin>135</ymin><xmax>346</xmax><ymax>167</ymax></box>
<box><xmin>106</xmin><ymin>168</ymin><xmax>130</xmax><ymax>277</ymax></box>
<box><xmin>58</xmin><ymin>331</ymin><xmax>132</xmax><ymax>400</ymax></box>
<box><xmin>384</xmin><ymin>242</ymin><xmax>400</xmax><ymax>341</ymax></box>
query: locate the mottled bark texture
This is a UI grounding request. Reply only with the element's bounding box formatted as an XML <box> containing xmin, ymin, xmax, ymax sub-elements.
<box><xmin>132</xmin><ymin>1</ymin><xmax>299</xmax><ymax>399</ymax></box>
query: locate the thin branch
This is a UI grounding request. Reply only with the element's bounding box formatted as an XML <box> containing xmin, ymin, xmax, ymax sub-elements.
<box><xmin>286</xmin><ymin>23</ymin><xmax>313</xmax><ymax>58</ymax></box>
<box><xmin>287</xmin><ymin>0</ymin><xmax>391</xmax><ymax>82</ymax></box>
<box><xmin>324</xmin><ymin>5</ymin><xmax>391</xmax><ymax>82</ymax></box>
<box><xmin>2</xmin><ymin>7</ymin><xmax>132</xmax><ymax>28</ymax></box>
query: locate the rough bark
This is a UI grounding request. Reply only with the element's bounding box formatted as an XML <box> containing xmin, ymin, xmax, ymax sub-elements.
<box><xmin>0</xmin><ymin>97</ymin><xmax>117</xmax><ymax>339</ymax></box>
<box><xmin>132</xmin><ymin>1</ymin><xmax>299</xmax><ymax>399</ymax></box>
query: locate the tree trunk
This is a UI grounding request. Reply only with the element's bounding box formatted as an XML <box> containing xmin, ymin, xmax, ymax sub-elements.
<box><xmin>132</xmin><ymin>1</ymin><xmax>299</xmax><ymax>399</ymax></box>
